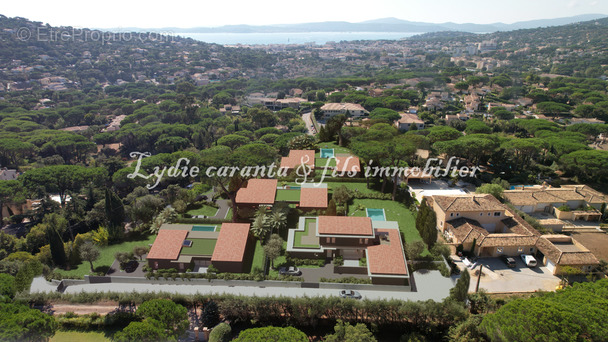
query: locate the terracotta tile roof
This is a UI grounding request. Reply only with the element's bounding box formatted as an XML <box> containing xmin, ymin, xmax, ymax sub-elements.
<box><xmin>367</xmin><ymin>229</ymin><xmax>408</xmax><ymax>276</ymax></box>
<box><xmin>562</xmin><ymin>185</ymin><xmax>608</xmax><ymax>204</ymax></box>
<box><xmin>236</xmin><ymin>179</ymin><xmax>278</xmax><ymax>205</ymax></box>
<box><xmin>147</xmin><ymin>230</ymin><xmax>188</xmax><ymax>260</ymax></box>
<box><xmin>321</xmin><ymin>103</ymin><xmax>366</xmax><ymax>112</ymax></box>
<box><xmin>211</xmin><ymin>223</ymin><xmax>250</xmax><ymax>263</ymax></box>
<box><xmin>446</xmin><ymin>218</ymin><xmax>488</xmax><ymax>244</ymax></box>
<box><xmin>317</xmin><ymin>216</ymin><xmax>374</xmax><ymax>236</ymax></box>
<box><xmin>396</xmin><ymin>113</ymin><xmax>423</xmax><ymax>124</ymax></box>
<box><xmin>503</xmin><ymin>190</ymin><xmax>565</xmax><ymax>206</ymax></box>
<box><xmin>433</xmin><ymin>194</ymin><xmax>505</xmax><ymax>212</ymax></box>
<box><xmin>335</xmin><ymin>156</ymin><xmax>361</xmax><ymax>173</ymax></box>
<box><xmin>280</xmin><ymin>150</ymin><xmax>315</xmax><ymax>170</ymax></box>
<box><xmin>299</xmin><ymin>187</ymin><xmax>328</xmax><ymax>208</ymax></box>
<box><xmin>504</xmin><ymin>185</ymin><xmax>608</xmax><ymax>207</ymax></box>
<box><xmin>536</xmin><ymin>235</ymin><xmax>599</xmax><ymax>266</ymax></box>
<box><xmin>444</xmin><ymin>202</ymin><xmax>541</xmax><ymax>248</ymax></box>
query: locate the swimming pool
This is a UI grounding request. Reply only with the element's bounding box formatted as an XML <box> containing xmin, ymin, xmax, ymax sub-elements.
<box><xmin>366</xmin><ymin>208</ymin><xmax>386</xmax><ymax>221</ymax></box>
<box><xmin>192</xmin><ymin>225</ymin><xmax>216</xmax><ymax>232</ymax></box>
<box><xmin>320</xmin><ymin>148</ymin><xmax>335</xmax><ymax>158</ymax></box>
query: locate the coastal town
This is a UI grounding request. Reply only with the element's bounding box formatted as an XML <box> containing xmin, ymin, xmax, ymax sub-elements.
<box><xmin>1</xmin><ymin>9</ymin><xmax>608</xmax><ymax>342</ymax></box>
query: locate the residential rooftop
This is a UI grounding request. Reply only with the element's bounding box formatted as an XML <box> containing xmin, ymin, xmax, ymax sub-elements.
<box><xmin>432</xmin><ymin>194</ymin><xmax>505</xmax><ymax>212</ymax></box>
<box><xmin>211</xmin><ymin>223</ymin><xmax>250</xmax><ymax>263</ymax></box>
<box><xmin>396</xmin><ymin>113</ymin><xmax>423</xmax><ymax>124</ymax></box>
<box><xmin>236</xmin><ymin>178</ymin><xmax>278</xmax><ymax>205</ymax></box>
<box><xmin>280</xmin><ymin>150</ymin><xmax>315</xmax><ymax>170</ymax></box>
<box><xmin>299</xmin><ymin>187</ymin><xmax>328</xmax><ymax>209</ymax></box>
<box><xmin>320</xmin><ymin>103</ymin><xmax>366</xmax><ymax>112</ymax></box>
<box><xmin>504</xmin><ymin>185</ymin><xmax>608</xmax><ymax>206</ymax></box>
<box><xmin>366</xmin><ymin>228</ymin><xmax>408</xmax><ymax>276</ymax></box>
<box><xmin>317</xmin><ymin>216</ymin><xmax>374</xmax><ymax>237</ymax></box>
<box><xmin>146</xmin><ymin>230</ymin><xmax>189</xmax><ymax>260</ymax></box>
<box><xmin>536</xmin><ymin>235</ymin><xmax>599</xmax><ymax>266</ymax></box>
<box><xmin>334</xmin><ymin>156</ymin><xmax>361</xmax><ymax>173</ymax></box>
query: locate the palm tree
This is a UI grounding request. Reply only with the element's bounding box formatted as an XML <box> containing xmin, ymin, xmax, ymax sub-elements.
<box><xmin>250</xmin><ymin>215</ymin><xmax>270</xmax><ymax>241</ymax></box>
<box><xmin>254</xmin><ymin>206</ymin><xmax>270</xmax><ymax>219</ymax></box>
<box><xmin>266</xmin><ymin>211</ymin><xmax>287</xmax><ymax>234</ymax></box>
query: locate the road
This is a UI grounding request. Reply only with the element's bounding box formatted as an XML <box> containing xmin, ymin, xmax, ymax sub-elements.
<box><xmin>31</xmin><ymin>271</ymin><xmax>456</xmax><ymax>302</ymax></box>
<box><xmin>302</xmin><ymin>112</ymin><xmax>316</xmax><ymax>136</ymax></box>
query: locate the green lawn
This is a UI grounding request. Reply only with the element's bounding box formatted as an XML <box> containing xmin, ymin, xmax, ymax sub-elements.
<box><xmin>52</xmin><ymin>331</ymin><xmax>110</xmax><ymax>342</ymax></box>
<box><xmin>294</xmin><ymin>218</ymin><xmax>320</xmax><ymax>248</ymax></box>
<box><xmin>348</xmin><ymin>199</ymin><xmax>428</xmax><ymax>255</ymax></box>
<box><xmin>250</xmin><ymin>240</ymin><xmax>265</xmax><ymax>273</ymax></box>
<box><xmin>315</xmin><ymin>158</ymin><xmax>337</xmax><ymax>168</ymax></box>
<box><xmin>225</xmin><ymin>208</ymin><xmax>233</xmax><ymax>220</ymax></box>
<box><xmin>55</xmin><ymin>235</ymin><xmax>156</xmax><ymax>278</ymax></box>
<box><xmin>181</xmin><ymin>238</ymin><xmax>217</xmax><ymax>256</ymax></box>
<box><xmin>326</xmin><ymin>182</ymin><xmax>380</xmax><ymax>194</ymax></box>
<box><xmin>186</xmin><ymin>204</ymin><xmax>218</xmax><ymax>217</ymax></box>
<box><xmin>275</xmin><ymin>189</ymin><xmax>301</xmax><ymax>202</ymax></box>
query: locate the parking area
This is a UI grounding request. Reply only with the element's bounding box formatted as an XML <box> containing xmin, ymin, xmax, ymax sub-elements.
<box><xmin>453</xmin><ymin>257</ymin><xmax>561</xmax><ymax>293</ymax></box>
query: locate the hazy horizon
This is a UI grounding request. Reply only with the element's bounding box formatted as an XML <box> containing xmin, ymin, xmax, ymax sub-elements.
<box><xmin>2</xmin><ymin>0</ymin><xmax>608</xmax><ymax>29</ymax></box>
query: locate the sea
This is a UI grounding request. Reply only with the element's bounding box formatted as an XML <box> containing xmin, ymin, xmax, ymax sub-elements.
<box><xmin>178</xmin><ymin>31</ymin><xmax>423</xmax><ymax>45</ymax></box>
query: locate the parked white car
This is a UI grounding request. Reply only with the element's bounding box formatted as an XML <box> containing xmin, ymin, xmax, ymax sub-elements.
<box><xmin>521</xmin><ymin>254</ymin><xmax>537</xmax><ymax>267</ymax></box>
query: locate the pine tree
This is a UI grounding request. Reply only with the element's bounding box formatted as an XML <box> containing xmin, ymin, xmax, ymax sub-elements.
<box><xmin>105</xmin><ymin>188</ymin><xmax>125</xmax><ymax>242</ymax></box>
<box><xmin>450</xmin><ymin>269</ymin><xmax>470</xmax><ymax>302</ymax></box>
<box><xmin>416</xmin><ymin>199</ymin><xmax>437</xmax><ymax>247</ymax></box>
<box><xmin>202</xmin><ymin>300</ymin><xmax>220</xmax><ymax>328</ymax></box>
<box><xmin>47</xmin><ymin>224</ymin><xmax>67</xmax><ymax>268</ymax></box>
<box><xmin>422</xmin><ymin>208</ymin><xmax>437</xmax><ymax>248</ymax></box>
<box><xmin>415</xmin><ymin>199</ymin><xmax>429</xmax><ymax>234</ymax></box>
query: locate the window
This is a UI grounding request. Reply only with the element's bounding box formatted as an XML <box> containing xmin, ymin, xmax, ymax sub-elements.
<box><xmin>456</xmin><ymin>213</ymin><xmax>460</xmax><ymax>217</ymax></box>
<box><xmin>494</xmin><ymin>212</ymin><xmax>501</xmax><ymax>216</ymax></box>
<box><xmin>450</xmin><ymin>213</ymin><xmax>454</xmax><ymax>217</ymax></box>
<box><xmin>487</xmin><ymin>212</ymin><xmax>491</xmax><ymax>216</ymax></box>
<box><xmin>497</xmin><ymin>247</ymin><xmax>504</xmax><ymax>254</ymax></box>
<box><xmin>530</xmin><ymin>248</ymin><xmax>534</xmax><ymax>253</ymax></box>
<box><xmin>154</xmin><ymin>262</ymin><xmax>158</xmax><ymax>269</ymax></box>
<box><xmin>518</xmin><ymin>247</ymin><xmax>523</xmax><ymax>253</ymax></box>
<box><xmin>331</xmin><ymin>237</ymin><xmax>336</xmax><ymax>244</ymax></box>
<box><xmin>480</xmin><ymin>213</ymin><xmax>483</xmax><ymax>216</ymax></box>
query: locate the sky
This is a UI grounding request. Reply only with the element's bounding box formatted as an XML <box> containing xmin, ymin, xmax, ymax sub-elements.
<box><xmin>2</xmin><ymin>0</ymin><xmax>607</xmax><ymax>29</ymax></box>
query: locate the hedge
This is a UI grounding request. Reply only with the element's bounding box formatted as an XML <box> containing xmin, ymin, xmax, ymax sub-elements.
<box><xmin>173</xmin><ymin>218</ymin><xmax>230</xmax><ymax>224</ymax></box>
<box><xmin>145</xmin><ymin>270</ymin><xmax>303</xmax><ymax>282</ymax></box>
<box><xmin>319</xmin><ymin>276</ymin><xmax>372</xmax><ymax>284</ymax></box>
<box><xmin>56</xmin><ymin>311</ymin><xmax>137</xmax><ymax>330</ymax></box>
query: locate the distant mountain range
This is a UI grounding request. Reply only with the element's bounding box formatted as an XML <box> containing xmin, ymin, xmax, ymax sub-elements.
<box><xmin>110</xmin><ymin>14</ymin><xmax>608</xmax><ymax>34</ymax></box>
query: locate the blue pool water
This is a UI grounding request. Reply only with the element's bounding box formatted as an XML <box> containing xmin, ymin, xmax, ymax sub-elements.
<box><xmin>366</xmin><ymin>208</ymin><xmax>386</xmax><ymax>221</ymax></box>
<box><xmin>192</xmin><ymin>225</ymin><xmax>216</xmax><ymax>232</ymax></box>
<box><xmin>288</xmin><ymin>186</ymin><xmax>301</xmax><ymax>190</ymax></box>
<box><xmin>320</xmin><ymin>148</ymin><xmax>335</xmax><ymax>158</ymax></box>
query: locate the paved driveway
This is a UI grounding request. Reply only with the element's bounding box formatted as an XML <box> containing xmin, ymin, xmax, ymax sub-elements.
<box><xmin>464</xmin><ymin>257</ymin><xmax>560</xmax><ymax>293</ymax></box>
<box><xmin>30</xmin><ymin>270</ymin><xmax>455</xmax><ymax>302</ymax></box>
<box><xmin>301</xmin><ymin>112</ymin><xmax>316</xmax><ymax>136</ymax></box>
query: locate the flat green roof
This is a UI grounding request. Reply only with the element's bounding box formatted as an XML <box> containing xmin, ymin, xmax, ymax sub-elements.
<box><xmin>275</xmin><ymin>189</ymin><xmax>301</xmax><ymax>202</ymax></box>
<box><xmin>180</xmin><ymin>238</ymin><xmax>217</xmax><ymax>256</ymax></box>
